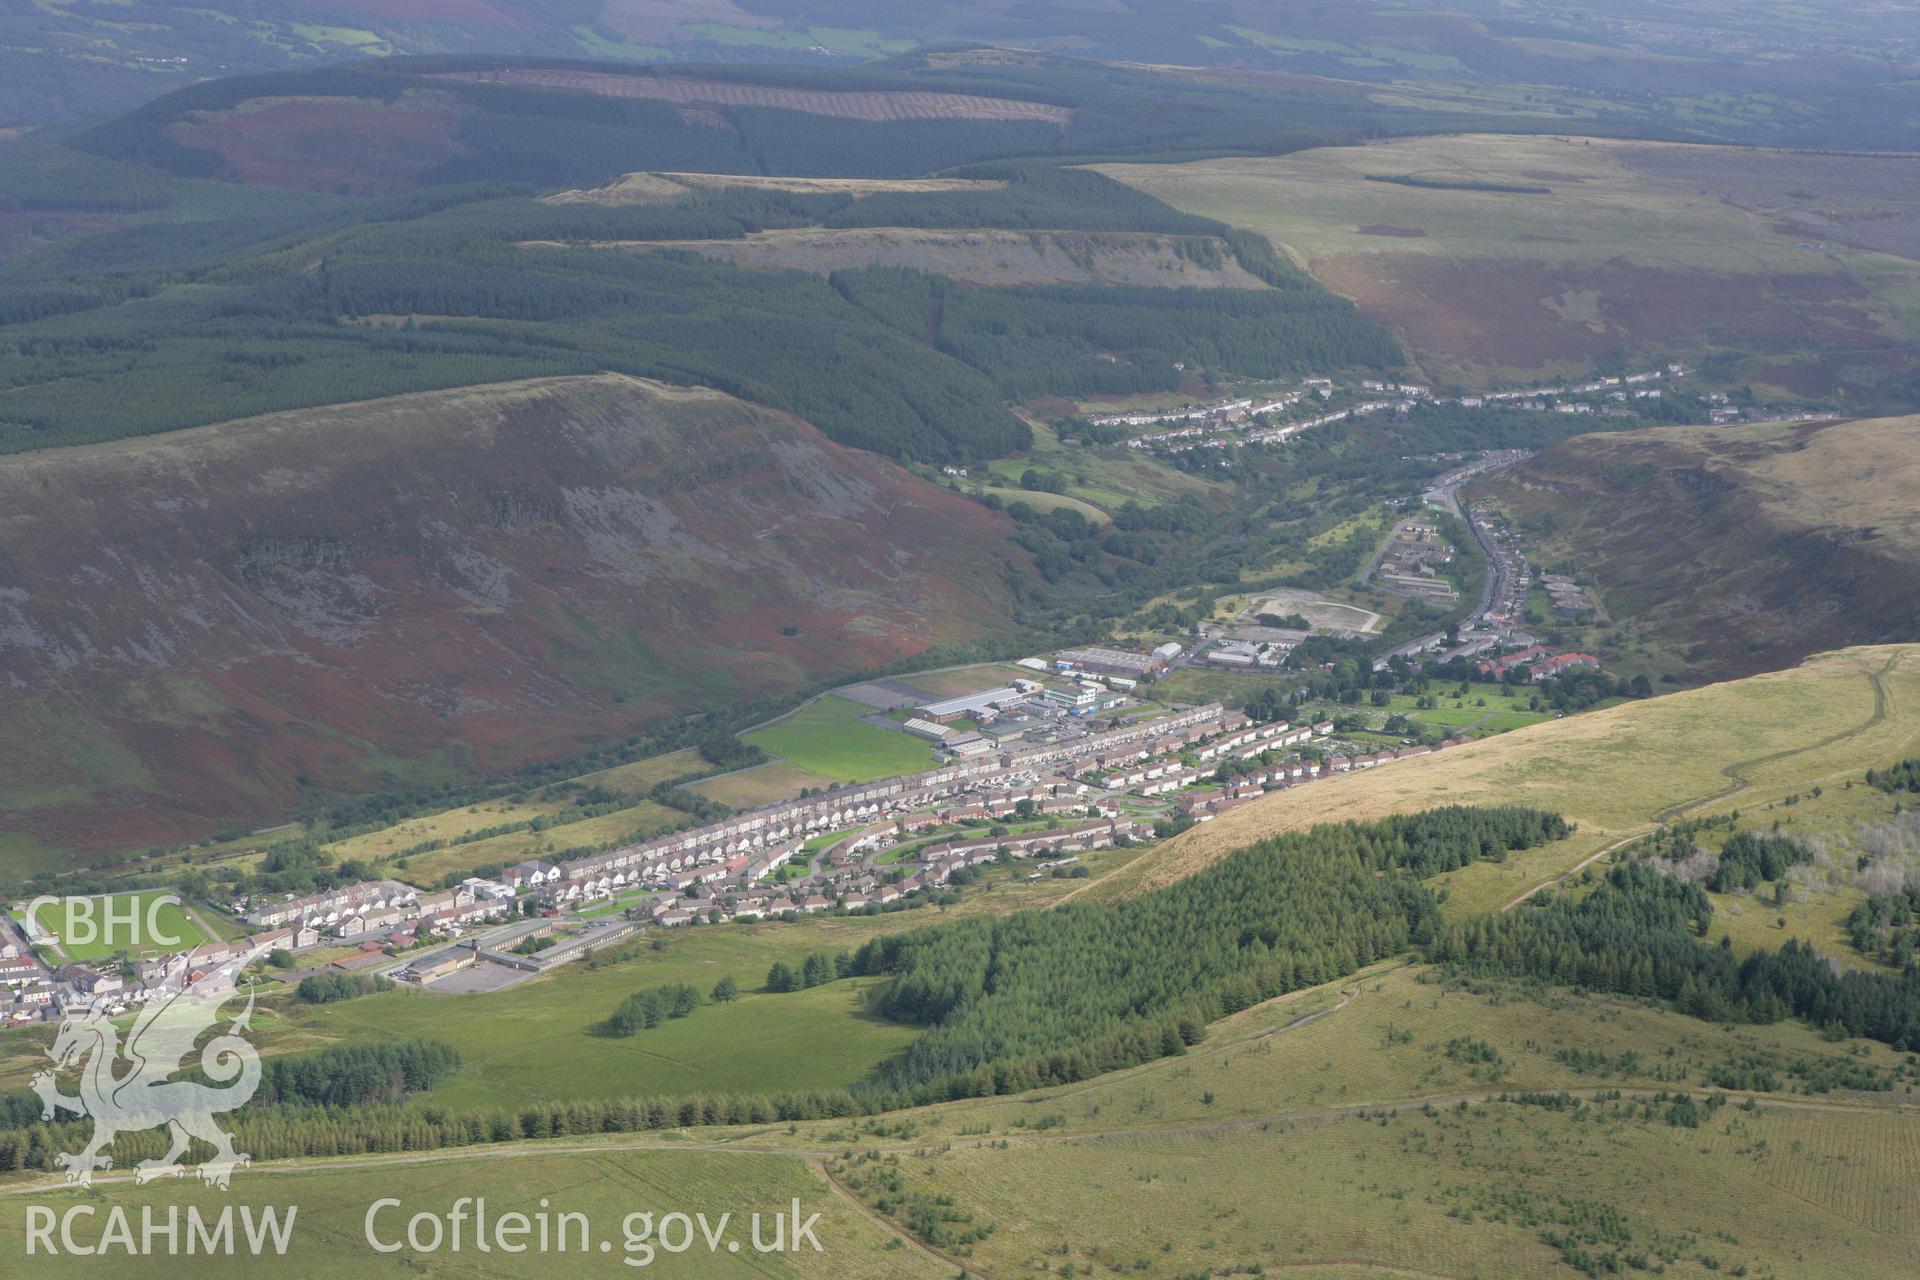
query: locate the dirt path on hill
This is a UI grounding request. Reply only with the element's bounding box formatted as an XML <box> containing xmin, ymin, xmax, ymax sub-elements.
<box><xmin>812</xmin><ymin>1154</ymin><xmax>963</xmax><ymax>1276</ymax></box>
<box><xmin>1024</xmin><ymin>974</ymin><xmax>1374</xmax><ymax>1110</ymax></box>
<box><xmin>1652</xmin><ymin>652</ymin><xmax>1899</xmax><ymax>825</ymax></box>
<box><xmin>1505</xmin><ymin>652</ymin><xmax>1906</xmax><ymax>910</ymax></box>
<box><xmin>1499</xmin><ymin>832</ymin><xmax>1640</xmax><ymax>911</ymax></box>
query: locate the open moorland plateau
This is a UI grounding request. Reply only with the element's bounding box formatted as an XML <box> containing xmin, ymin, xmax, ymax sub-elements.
<box><xmin>1103</xmin><ymin>134</ymin><xmax>1920</xmax><ymax>399</ymax></box>
<box><xmin>1</xmin><ymin>7</ymin><xmax>1919</xmax><ymax>1279</ymax></box>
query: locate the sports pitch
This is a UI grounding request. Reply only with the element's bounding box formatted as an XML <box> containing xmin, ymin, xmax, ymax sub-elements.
<box><xmin>10</xmin><ymin>890</ymin><xmax>212</xmax><ymax>962</ymax></box>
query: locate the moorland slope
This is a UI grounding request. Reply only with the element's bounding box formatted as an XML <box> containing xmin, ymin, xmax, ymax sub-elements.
<box><xmin>0</xmin><ymin>374</ymin><xmax>1025</xmax><ymax>866</ymax></box>
<box><xmin>1479</xmin><ymin>414</ymin><xmax>1920</xmax><ymax>677</ymax></box>
<box><xmin>1102</xmin><ymin>135</ymin><xmax>1920</xmax><ymax>401</ymax></box>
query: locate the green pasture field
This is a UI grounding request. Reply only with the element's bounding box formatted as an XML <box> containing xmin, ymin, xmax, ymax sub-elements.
<box><xmin>743</xmin><ymin>697</ymin><xmax>935</xmax><ymax>783</ymax></box>
<box><xmin>974</xmin><ymin>485</ymin><xmax>1113</xmax><ymax>524</ymax></box>
<box><xmin>976</xmin><ymin>419</ymin><xmax>1224</xmax><ymax>517</ymax></box>
<box><xmin>1147</xmin><ymin>667</ymin><xmax>1294</xmax><ymax>706</ymax></box>
<box><xmin>1462</xmin><ymin>709</ymin><xmax>1558</xmax><ymax>734</ymax></box>
<box><xmin>1308</xmin><ymin>683</ymin><xmax>1559</xmax><ymax>738</ymax></box>
<box><xmin>688</xmin><ymin>761</ymin><xmax>843</xmax><ymax>809</ymax></box>
<box><xmin>10</xmin><ymin>890</ymin><xmax>210</xmax><ymax>962</ymax></box>
<box><xmin>264</xmin><ymin>917</ymin><xmax>940</xmax><ymax>1110</ymax></box>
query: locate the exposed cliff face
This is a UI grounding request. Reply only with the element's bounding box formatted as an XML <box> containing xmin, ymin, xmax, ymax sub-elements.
<box><xmin>0</xmin><ymin>374</ymin><xmax>1026</xmax><ymax>862</ymax></box>
<box><xmin>1478</xmin><ymin>415</ymin><xmax>1920</xmax><ymax>680</ymax></box>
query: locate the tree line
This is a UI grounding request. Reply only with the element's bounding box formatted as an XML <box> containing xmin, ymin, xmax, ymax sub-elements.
<box><xmin>846</xmin><ymin>806</ymin><xmax>1569</xmax><ymax>1100</ymax></box>
<box><xmin>1703</xmin><ymin>831</ymin><xmax>1811</xmax><ymax>893</ymax></box>
<box><xmin>296</xmin><ymin>972</ymin><xmax>394</xmax><ymax>1004</ymax></box>
<box><xmin>1847</xmin><ymin>886</ymin><xmax>1920</xmax><ymax>970</ymax></box>
<box><xmin>766</xmin><ymin>952</ymin><xmax>851</xmax><ymax>992</ymax></box>
<box><xmin>1428</xmin><ymin>862</ymin><xmax>1920</xmax><ymax>1050</ymax></box>
<box><xmin>1867</xmin><ymin>758</ymin><xmax>1920</xmax><ymax>793</ymax></box>
<box><xmin>253</xmin><ymin>1040</ymin><xmax>460</xmax><ymax>1108</ymax></box>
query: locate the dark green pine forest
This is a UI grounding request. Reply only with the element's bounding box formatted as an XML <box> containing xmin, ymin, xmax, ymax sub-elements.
<box><xmin>0</xmin><ymin>161</ymin><xmax>1397</xmax><ymax>462</ymax></box>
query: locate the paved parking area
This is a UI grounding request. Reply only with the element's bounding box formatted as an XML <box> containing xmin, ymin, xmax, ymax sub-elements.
<box><xmin>423</xmin><ymin>959</ymin><xmax>533</xmax><ymax>994</ymax></box>
<box><xmin>835</xmin><ymin>678</ymin><xmax>933</xmax><ymax>710</ymax></box>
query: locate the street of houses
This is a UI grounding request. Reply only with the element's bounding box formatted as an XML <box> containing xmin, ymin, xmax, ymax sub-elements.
<box><xmin>1120</xmin><ymin>365</ymin><xmax>1688</xmax><ymax>455</ymax></box>
<box><xmin>4</xmin><ymin>672</ymin><xmax>1497</xmax><ymax>1011</ymax></box>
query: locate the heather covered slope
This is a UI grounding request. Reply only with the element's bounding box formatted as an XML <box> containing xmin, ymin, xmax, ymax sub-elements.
<box><xmin>1102</xmin><ymin>135</ymin><xmax>1920</xmax><ymax>403</ymax></box>
<box><xmin>1477</xmin><ymin>414</ymin><xmax>1920</xmax><ymax>678</ymax></box>
<box><xmin>0</xmin><ymin>374</ymin><xmax>1025</xmax><ymax>865</ymax></box>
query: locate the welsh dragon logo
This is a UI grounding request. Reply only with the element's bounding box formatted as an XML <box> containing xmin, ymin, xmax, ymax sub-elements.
<box><xmin>31</xmin><ymin>946</ymin><xmax>270</xmax><ymax>1189</ymax></box>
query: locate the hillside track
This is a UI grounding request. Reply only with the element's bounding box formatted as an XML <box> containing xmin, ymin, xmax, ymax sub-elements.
<box><xmin>1508</xmin><ymin>650</ymin><xmax>1908</xmax><ymax>909</ymax></box>
<box><xmin>1499</xmin><ymin>833</ymin><xmax>1642</xmax><ymax>912</ymax></box>
<box><xmin>1652</xmin><ymin>651</ymin><xmax>1901</xmax><ymax>825</ymax></box>
<box><xmin>813</xmin><ymin>1155</ymin><xmax>961</xmax><ymax>1276</ymax></box>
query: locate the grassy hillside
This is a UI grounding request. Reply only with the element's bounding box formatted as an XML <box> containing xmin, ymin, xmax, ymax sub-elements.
<box><xmin>10</xmin><ymin>962</ymin><xmax>1915</xmax><ymax>1278</ymax></box>
<box><xmin>1090</xmin><ymin>644</ymin><xmax>1920</xmax><ymax>910</ymax></box>
<box><xmin>839</xmin><ymin>1071</ymin><xmax>1919</xmax><ymax>1279</ymax></box>
<box><xmin>1478</xmin><ymin>414</ymin><xmax>1920</xmax><ymax>678</ymax></box>
<box><xmin>1102</xmin><ymin>134</ymin><xmax>1920</xmax><ymax>402</ymax></box>
<box><xmin>2</xmin><ymin>1145</ymin><xmax>945</xmax><ymax>1279</ymax></box>
<box><xmin>0</xmin><ymin>374</ymin><xmax>1027</xmax><ymax>867</ymax></box>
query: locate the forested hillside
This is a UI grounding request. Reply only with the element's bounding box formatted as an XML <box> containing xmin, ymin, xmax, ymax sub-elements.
<box><xmin>0</xmin><ymin>151</ymin><xmax>1399</xmax><ymax>460</ymax></box>
<box><xmin>851</xmin><ymin>807</ymin><xmax>1570</xmax><ymax>1099</ymax></box>
<box><xmin>1432</xmin><ymin>862</ymin><xmax>1920</xmax><ymax>1051</ymax></box>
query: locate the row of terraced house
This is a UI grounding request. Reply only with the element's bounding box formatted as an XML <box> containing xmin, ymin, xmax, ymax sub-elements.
<box><xmin>550</xmin><ymin>757</ymin><xmax>1022</xmax><ymax>893</ymax></box>
<box><xmin>1095</xmin><ymin>718</ymin><xmax>1318</xmax><ymax>792</ymax></box>
<box><xmin>547</xmin><ymin>703</ymin><xmax>1238</xmax><ymax>896</ymax></box>
<box><xmin>238</xmin><ymin>879</ymin><xmax>508</xmax><ymax>942</ymax></box>
<box><xmin>1007</xmin><ymin>703</ymin><xmax>1240</xmax><ymax>773</ymax></box>
<box><xmin>920</xmin><ymin>818</ymin><xmax>1140</xmax><ymax>884</ymax></box>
